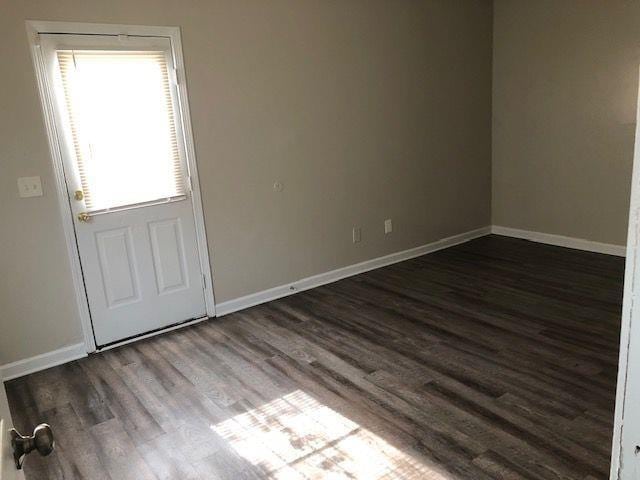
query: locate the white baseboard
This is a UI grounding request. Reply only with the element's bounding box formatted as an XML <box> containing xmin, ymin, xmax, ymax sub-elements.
<box><xmin>216</xmin><ymin>226</ymin><xmax>492</xmax><ymax>316</ymax></box>
<box><xmin>1</xmin><ymin>343</ymin><xmax>87</xmax><ymax>382</ymax></box>
<box><xmin>491</xmin><ymin>225</ymin><xmax>626</xmax><ymax>257</ymax></box>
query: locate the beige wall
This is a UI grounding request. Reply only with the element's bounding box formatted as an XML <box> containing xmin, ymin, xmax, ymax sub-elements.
<box><xmin>492</xmin><ymin>0</ymin><xmax>639</xmax><ymax>245</ymax></box>
<box><xmin>0</xmin><ymin>0</ymin><xmax>493</xmax><ymax>365</ymax></box>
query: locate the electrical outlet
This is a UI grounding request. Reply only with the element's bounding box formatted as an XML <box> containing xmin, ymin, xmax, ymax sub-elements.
<box><xmin>352</xmin><ymin>227</ymin><xmax>361</xmax><ymax>243</ymax></box>
<box><xmin>384</xmin><ymin>219</ymin><xmax>392</xmax><ymax>234</ymax></box>
<box><xmin>17</xmin><ymin>176</ymin><xmax>43</xmax><ymax>198</ymax></box>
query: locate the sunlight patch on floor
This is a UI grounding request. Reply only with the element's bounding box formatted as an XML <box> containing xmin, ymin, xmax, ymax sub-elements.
<box><xmin>211</xmin><ymin>389</ymin><xmax>451</xmax><ymax>479</ymax></box>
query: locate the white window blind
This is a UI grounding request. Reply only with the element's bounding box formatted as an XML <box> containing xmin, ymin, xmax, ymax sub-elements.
<box><xmin>56</xmin><ymin>49</ymin><xmax>185</xmax><ymax>212</ymax></box>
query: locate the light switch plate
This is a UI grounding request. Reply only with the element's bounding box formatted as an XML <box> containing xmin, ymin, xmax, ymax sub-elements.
<box><xmin>17</xmin><ymin>176</ymin><xmax>43</xmax><ymax>198</ymax></box>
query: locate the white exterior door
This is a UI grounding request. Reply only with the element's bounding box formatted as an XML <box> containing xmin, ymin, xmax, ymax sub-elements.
<box><xmin>40</xmin><ymin>33</ymin><xmax>207</xmax><ymax>347</ymax></box>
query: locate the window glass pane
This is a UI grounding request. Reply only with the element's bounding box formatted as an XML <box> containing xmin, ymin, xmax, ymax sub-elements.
<box><xmin>57</xmin><ymin>50</ymin><xmax>185</xmax><ymax>211</ymax></box>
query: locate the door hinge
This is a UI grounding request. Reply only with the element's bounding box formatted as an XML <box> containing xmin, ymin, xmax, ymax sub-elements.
<box><xmin>171</xmin><ymin>67</ymin><xmax>179</xmax><ymax>86</ymax></box>
<box><xmin>202</xmin><ymin>274</ymin><xmax>207</xmax><ymax>289</ymax></box>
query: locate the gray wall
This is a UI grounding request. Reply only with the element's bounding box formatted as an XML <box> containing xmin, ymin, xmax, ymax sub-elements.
<box><xmin>0</xmin><ymin>0</ymin><xmax>493</xmax><ymax>365</ymax></box>
<box><xmin>492</xmin><ymin>0</ymin><xmax>639</xmax><ymax>245</ymax></box>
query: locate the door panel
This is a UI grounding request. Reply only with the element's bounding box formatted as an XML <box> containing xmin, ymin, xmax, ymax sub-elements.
<box><xmin>148</xmin><ymin>218</ymin><xmax>190</xmax><ymax>295</ymax></box>
<box><xmin>40</xmin><ymin>33</ymin><xmax>207</xmax><ymax>346</ymax></box>
<box><xmin>96</xmin><ymin>227</ymin><xmax>141</xmax><ymax>308</ymax></box>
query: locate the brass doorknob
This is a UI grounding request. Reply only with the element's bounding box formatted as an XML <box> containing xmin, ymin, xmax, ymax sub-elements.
<box><xmin>77</xmin><ymin>212</ymin><xmax>91</xmax><ymax>222</ymax></box>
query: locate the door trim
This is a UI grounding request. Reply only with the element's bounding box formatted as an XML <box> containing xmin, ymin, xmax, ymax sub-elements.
<box><xmin>25</xmin><ymin>20</ymin><xmax>216</xmax><ymax>354</ymax></box>
<box><xmin>610</xmin><ymin>67</ymin><xmax>640</xmax><ymax>480</ymax></box>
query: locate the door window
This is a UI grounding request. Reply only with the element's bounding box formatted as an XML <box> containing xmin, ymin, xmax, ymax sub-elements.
<box><xmin>56</xmin><ymin>49</ymin><xmax>185</xmax><ymax>212</ymax></box>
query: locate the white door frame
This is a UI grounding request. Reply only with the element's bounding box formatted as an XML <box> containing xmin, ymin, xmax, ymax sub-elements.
<box><xmin>25</xmin><ymin>20</ymin><xmax>216</xmax><ymax>353</ymax></box>
<box><xmin>610</xmin><ymin>67</ymin><xmax>640</xmax><ymax>479</ymax></box>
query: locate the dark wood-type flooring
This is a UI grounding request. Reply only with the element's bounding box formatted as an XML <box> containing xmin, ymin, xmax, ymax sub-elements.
<box><xmin>5</xmin><ymin>235</ymin><xmax>624</xmax><ymax>479</ymax></box>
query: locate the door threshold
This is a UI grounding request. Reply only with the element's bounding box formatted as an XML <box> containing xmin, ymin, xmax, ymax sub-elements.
<box><xmin>95</xmin><ymin>315</ymin><xmax>211</xmax><ymax>352</ymax></box>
